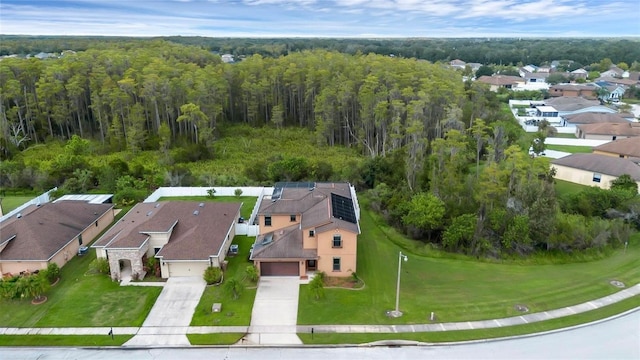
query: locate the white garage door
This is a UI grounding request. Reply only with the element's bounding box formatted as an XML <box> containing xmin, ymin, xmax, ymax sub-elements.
<box><xmin>167</xmin><ymin>262</ymin><xmax>208</xmax><ymax>277</ymax></box>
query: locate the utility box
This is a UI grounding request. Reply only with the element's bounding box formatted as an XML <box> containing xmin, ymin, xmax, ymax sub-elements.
<box><xmin>212</xmin><ymin>303</ymin><xmax>222</xmax><ymax>313</ymax></box>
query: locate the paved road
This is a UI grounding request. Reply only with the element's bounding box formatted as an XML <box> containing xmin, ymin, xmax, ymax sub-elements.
<box><xmin>2</xmin><ymin>309</ymin><xmax>638</xmax><ymax>360</ymax></box>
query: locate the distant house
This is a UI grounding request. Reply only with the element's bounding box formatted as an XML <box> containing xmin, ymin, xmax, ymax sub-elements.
<box><xmin>596</xmin><ymin>76</ymin><xmax>638</xmax><ymax>87</ymax></box>
<box><xmin>449</xmin><ymin>59</ymin><xmax>466</xmax><ymax>70</ymax></box>
<box><xmin>575</xmin><ymin>122</ymin><xmax>640</xmax><ymax>140</ymax></box>
<box><xmin>519</xmin><ymin>65</ymin><xmax>538</xmax><ymax>77</ymax></box>
<box><xmin>33</xmin><ymin>52</ymin><xmax>55</xmax><ymax>60</ymax></box>
<box><xmin>524</xmin><ymin>72</ymin><xmax>550</xmax><ymax>84</ymax></box>
<box><xmin>93</xmin><ymin>201</ymin><xmax>241</xmax><ymax>280</ymax></box>
<box><xmin>601</xmin><ymin>66</ymin><xmax>624</xmax><ymax>78</ymax></box>
<box><xmin>548</xmin><ymin>83</ymin><xmax>598</xmax><ymax>99</ymax></box>
<box><xmin>593</xmin><ymin>137</ymin><xmax>640</xmax><ymax>159</ymax></box>
<box><xmin>543</xmin><ymin>96</ymin><xmax>616</xmax><ymax>117</ymax></box>
<box><xmin>0</xmin><ymin>197</ymin><xmax>114</xmax><ymax>277</ymax></box>
<box><xmin>221</xmin><ymin>54</ymin><xmax>235</xmax><ymax>63</ymax></box>
<box><xmin>476</xmin><ymin>75</ymin><xmax>524</xmax><ymax>91</ymax></box>
<box><xmin>570</xmin><ymin>68</ymin><xmax>589</xmax><ymax>80</ymax></box>
<box><xmin>551</xmin><ymin>153</ymin><xmax>640</xmax><ymax>191</ymax></box>
<box><xmin>560</xmin><ymin>112</ymin><xmax>630</xmax><ymax>128</ymax></box>
<box><xmin>595</xmin><ymin>81</ymin><xmax>627</xmax><ymax>102</ymax></box>
<box><xmin>252</xmin><ymin>182</ymin><xmax>360</xmax><ymax>278</ymax></box>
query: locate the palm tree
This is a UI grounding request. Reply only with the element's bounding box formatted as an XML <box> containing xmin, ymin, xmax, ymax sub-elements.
<box><xmin>224</xmin><ymin>278</ymin><xmax>244</xmax><ymax>300</ymax></box>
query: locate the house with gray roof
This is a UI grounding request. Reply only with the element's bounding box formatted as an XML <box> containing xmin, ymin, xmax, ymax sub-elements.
<box><xmin>560</xmin><ymin>112</ymin><xmax>630</xmax><ymax>129</ymax></box>
<box><xmin>544</xmin><ymin>97</ymin><xmax>616</xmax><ymax>118</ymax></box>
<box><xmin>0</xmin><ymin>199</ymin><xmax>114</xmax><ymax>277</ymax></box>
<box><xmin>551</xmin><ymin>153</ymin><xmax>640</xmax><ymax>191</ymax></box>
<box><xmin>93</xmin><ymin>201</ymin><xmax>240</xmax><ymax>280</ymax></box>
<box><xmin>252</xmin><ymin>182</ymin><xmax>360</xmax><ymax>278</ymax></box>
<box><xmin>593</xmin><ymin>137</ymin><xmax>640</xmax><ymax>159</ymax></box>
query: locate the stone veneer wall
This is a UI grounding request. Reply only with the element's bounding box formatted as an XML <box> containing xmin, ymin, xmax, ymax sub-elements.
<box><xmin>107</xmin><ymin>247</ymin><xmax>147</xmax><ymax>281</ymax></box>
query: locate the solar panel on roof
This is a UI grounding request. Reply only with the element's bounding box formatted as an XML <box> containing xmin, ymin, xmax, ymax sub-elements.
<box><xmin>330</xmin><ymin>193</ymin><xmax>357</xmax><ymax>224</ymax></box>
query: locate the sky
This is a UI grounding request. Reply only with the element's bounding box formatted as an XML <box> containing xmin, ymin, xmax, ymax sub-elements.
<box><xmin>1</xmin><ymin>0</ymin><xmax>639</xmax><ymax>38</ymax></box>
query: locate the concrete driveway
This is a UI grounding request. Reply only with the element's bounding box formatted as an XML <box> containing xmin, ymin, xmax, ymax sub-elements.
<box><xmin>246</xmin><ymin>276</ymin><xmax>302</xmax><ymax>345</ymax></box>
<box><xmin>124</xmin><ymin>276</ymin><xmax>206</xmax><ymax>346</ymax></box>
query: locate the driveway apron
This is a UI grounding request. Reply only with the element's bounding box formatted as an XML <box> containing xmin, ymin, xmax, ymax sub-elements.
<box><xmin>246</xmin><ymin>276</ymin><xmax>302</xmax><ymax>345</ymax></box>
<box><xmin>124</xmin><ymin>276</ymin><xmax>206</xmax><ymax>346</ymax></box>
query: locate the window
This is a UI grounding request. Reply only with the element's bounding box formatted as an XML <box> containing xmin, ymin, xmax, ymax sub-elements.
<box><xmin>290</xmin><ymin>214</ymin><xmax>296</xmax><ymax>222</ymax></box>
<box><xmin>593</xmin><ymin>173</ymin><xmax>602</xmax><ymax>183</ymax></box>
<box><xmin>265</xmin><ymin>216</ymin><xmax>272</xmax><ymax>226</ymax></box>
<box><xmin>333</xmin><ymin>234</ymin><xmax>342</xmax><ymax>248</ymax></box>
<box><xmin>154</xmin><ymin>247</ymin><xmax>161</xmax><ymax>255</ymax></box>
<box><xmin>95</xmin><ymin>221</ymin><xmax>98</xmax><ymax>227</ymax></box>
<box><xmin>78</xmin><ymin>235</ymin><xmax>83</xmax><ymax>245</ymax></box>
<box><xmin>309</xmin><ymin>229</ymin><xmax>315</xmax><ymax>237</ymax></box>
<box><xmin>333</xmin><ymin>257</ymin><xmax>341</xmax><ymax>272</ymax></box>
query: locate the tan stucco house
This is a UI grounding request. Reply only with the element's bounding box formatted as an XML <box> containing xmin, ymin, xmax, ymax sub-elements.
<box><xmin>251</xmin><ymin>182</ymin><xmax>360</xmax><ymax>278</ymax></box>
<box><xmin>551</xmin><ymin>153</ymin><xmax>640</xmax><ymax>191</ymax></box>
<box><xmin>575</xmin><ymin>122</ymin><xmax>640</xmax><ymax>140</ymax></box>
<box><xmin>92</xmin><ymin>201</ymin><xmax>240</xmax><ymax>280</ymax></box>
<box><xmin>0</xmin><ymin>198</ymin><xmax>114</xmax><ymax>277</ymax></box>
<box><xmin>593</xmin><ymin>137</ymin><xmax>640</xmax><ymax>159</ymax></box>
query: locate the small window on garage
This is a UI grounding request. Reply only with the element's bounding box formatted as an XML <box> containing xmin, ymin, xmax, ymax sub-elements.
<box><xmin>309</xmin><ymin>229</ymin><xmax>315</xmax><ymax>237</ymax></box>
<box><xmin>593</xmin><ymin>173</ymin><xmax>602</xmax><ymax>183</ymax></box>
<box><xmin>333</xmin><ymin>257</ymin><xmax>341</xmax><ymax>272</ymax></box>
<box><xmin>78</xmin><ymin>234</ymin><xmax>83</xmax><ymax>245</ymax></box>
<box><xmin>290</xmin><ymin>214</ymin><xmax>296</xmax><ymax>222</ymax></box>
<box><xmin>265</xmin><ymin>216</ymin><xmax>272</xmax><ymax>226</ymax></box>
<box><xmin>95</xmin><ymin>221</ymin><xmax>98</xmax><ymax>227</ymax></box>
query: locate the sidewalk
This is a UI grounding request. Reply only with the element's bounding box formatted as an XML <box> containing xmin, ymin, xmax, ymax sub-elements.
<box><xmin>1</xmin><ymin>283</ymin><xmax>637</xmax><ymax>339</ymax></box>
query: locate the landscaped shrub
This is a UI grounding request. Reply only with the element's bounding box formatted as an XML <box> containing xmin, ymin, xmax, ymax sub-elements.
<box><xmin>224</xmin><ymin>277</ymin><xmax>244</xmax><ymax>300</ymax></box>
<box><xmin>245</xmin><ymin>265</ymin><xmax>259</xmax><ymax>283</ymax></box>
<box><xmin>90</xmin><ymin>258</ymin><xmax>110</xmax><ymax>274</ymax></box>
<box><xmin>309</xmin><ymin>271</ymin><xmax>326</xmax><ymax>300</ymax></box>
<box><xmin>44</xmin><ymin>262</ymin><xmax>60</xmax><ymax>284</ymax></box>
<box><xmin>203</xmin><ymin>266</ymin><xmax>223</xmax><ymax>285</ymax></box>
<box><xmin>234</xmin><ymin>188</ymin><xmax>243</xmax><ymax>197</ymax></box>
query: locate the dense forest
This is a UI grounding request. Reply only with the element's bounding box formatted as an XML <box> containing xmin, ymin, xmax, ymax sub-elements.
<box><xmin>1</xmin><ymin>39</ymin><xmax>638</xmax><ymax>259</ymax></box>
<box><xmin>2</xmin><ymin>36</ymin><xmax>640</xmax><ymax>68</ymax></box>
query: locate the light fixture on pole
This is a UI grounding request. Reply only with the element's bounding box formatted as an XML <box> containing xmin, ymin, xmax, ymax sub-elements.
<box><xmin>389</xmin><ymin>251</ymin><xmax>408</xmax><ymax>317</ymax></box>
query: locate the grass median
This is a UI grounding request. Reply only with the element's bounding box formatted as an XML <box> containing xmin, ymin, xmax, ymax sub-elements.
<box><xmin>0</xmin><ymin>335</ymin><xmax>132</xmax><ymax>346</ymax></box>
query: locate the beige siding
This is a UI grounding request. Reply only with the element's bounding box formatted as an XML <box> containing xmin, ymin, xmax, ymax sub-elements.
<box><xmin>302</xmin><ymin>227</ymin><xmax>318</xmax><ymax>249</ymax></box>
<box><xmin>553</xmin><ymin>164</ymin><xmax>620</xmax><ymax>189</ymax></box>
<box><xmin>0</xmin><ymin>261</ymin><xmax>47</xmax><ymax>276</ymax></box>
<box><xmin>593</xmin><ymin>150</ymin><xmax>627</xmax><ymax>158</ymax></box>
<box><xmin>316</xmin><ymin>229</ymin><xmax>357</xmax><ymax>277</ymax></box>
<box><xmin>258</xmin><ymin>214</ymin><xmax>299</xmax><ymax>235</ymax></box>
<box><xmin>147</xmin><ymin>232</ymin><xmax>172</xmax><ymax>257</ymax></box>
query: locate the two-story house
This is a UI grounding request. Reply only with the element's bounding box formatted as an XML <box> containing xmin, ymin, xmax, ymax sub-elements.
<box><xmin>251</xmin><ymin>182</ymin><xmax>360</xmax><ymax>278</ymax></box>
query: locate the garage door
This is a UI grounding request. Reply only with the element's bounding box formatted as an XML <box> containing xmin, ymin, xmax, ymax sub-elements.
<box><xmin>168</xmin><ymin>262</ymin><xmax>208</xmax><ymax>277</ymax></box>
<box><xmin>260</xmin><ymin>262</ymin><xmax>299</xmax><ymax>276</ymax></box>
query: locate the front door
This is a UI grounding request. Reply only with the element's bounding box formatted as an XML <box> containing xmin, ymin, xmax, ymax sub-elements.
<box><xmin>306</xmin><ymin>260</ymin><xmax>317</xmax><ymax>271</ymax></box>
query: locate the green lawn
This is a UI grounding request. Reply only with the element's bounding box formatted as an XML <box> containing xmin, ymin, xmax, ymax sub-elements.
<box><xmin>297</xmin><ymin>201</ymin><xmax>640</xmax><ymax>325</ymax></box>
<box><xmin>0</xmin><ymin>335</ymin><xmax>132</xmax><ymax>346</ymax></box>
<box><xmin>157</xmin><ymin>196</ymin><xmax>257</xmax><ymax>219</ymax></box>
<box><xmin>187</xmin><ymin>333</ymin><xmax>245</xmax><ymax>345</ymax></box>
<box><xmin>298</xmin><ymin>296</ymin><xmax>640</xmax><ymax>344</ymax></box>
<box><xmin>549</xmin><ymin>133</ymin><xmax>577</xmax><ymax>139</ymax></box>
<box><xmin>190</xmin><ymin>235</ymin><xmax>257</xmax><ymax>326</ymax></box>
<box><xmin>0</xmin><ymin>196</ymin><xmax>33</xmax><ymax>213</ymax></box>
<box><xmin>0</xmin><ymin>249</ymin><xmax>161</xmax><ymax>327</ymax></box>
<box><xmin>554</xmin><ymin>179</ymin><xmax>590</xmax><ymax>197</ymax></box>
<box><xmin>546</xmin><ymin>145</ymin><xmax>593</xmax><ymax>153</ymax></box>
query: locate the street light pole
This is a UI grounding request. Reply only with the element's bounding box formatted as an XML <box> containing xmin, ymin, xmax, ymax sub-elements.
<box><xmin>391</xmin><ymin>251</ymin><xmax>407</xmax><ymax>317</ymax></box>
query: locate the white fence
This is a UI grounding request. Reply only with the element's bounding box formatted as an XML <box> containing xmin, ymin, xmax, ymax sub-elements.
<box><xmin>0</xmin><ymin>188</ymin><xmax>57</xmax><ymax>223</ymax></box>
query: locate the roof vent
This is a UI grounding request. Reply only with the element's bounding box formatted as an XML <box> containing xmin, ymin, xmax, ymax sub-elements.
<box><xmin>193</xmin><ymin>210</ymin><xmax>199</xmax><ymax>216</ymax></box>
<box><xmin>16</xmin><ymin>213</ymin><xmax>22</xmax><ymax>218</ymax></box>
<box><xmin>199</xmin><ymin>202</ymin><xmax>204</xmax><ymax>207</ymax></box>
<box><xmin>147</xmin><ymin>211</ymin><xmax>153</xmax><ymax>216</ymax></box>
<box><xmin>155</xmin><ymin>203</ymin><xmax>160</xmax><ymax>208</ymax></box>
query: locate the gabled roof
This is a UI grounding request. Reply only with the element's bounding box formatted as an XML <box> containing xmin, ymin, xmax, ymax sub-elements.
<box><xmin>93</xmin><ymin>201</ymin><xmax>241</xmax><ymax>261</ymax></box>
<box><xmin>577</xmin><ymin>122</ymin><xmax>640</xmax><ymax>137</ymax></box>
<box><xmin>525</xmin><ymin>72</ymin><xmax>550</xmax><ymax>79</ymax></box>
<box><xmin>259</xmin><ymin>182</ymin><xmax>359</xmax><ymax>234</ymax></box>
<box><xmin>563</xmin><ymin>113</ymin><xmax>630</xmax><ymax>125</ymax></box>
<box><xmin>0</xmin><ymin>201</ymin><xmax>113</xmax><ymax>262</ymax></box>
<box><xmin>477</xmin><ymin>75</ymin><xmax>523</xmax><ymax>86</ymax></box>
<box><xmin>544</xmin><ymin>96</ymin><xmax>601</xmax><ymax>111</ymax></box>
<box><xmin>549</xmin><ymin>83</ymin><xmax>598</xmax><ymax>91</ymax></box>
<box><xmin>251</xmin><ymin>224</ymin><xmax>317</xmax><ymax>260</ymax></box>
<box><xmin>552</xmin><ymin>153</ymin><xmax>640</xmax><ymax>181</ymax></box>
<box><xmin>594</xmin><ymin>137</ymin><xmax>640</xmax><ymax>158</ymax></box>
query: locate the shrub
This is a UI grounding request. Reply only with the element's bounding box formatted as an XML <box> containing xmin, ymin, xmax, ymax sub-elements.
<box><xmin>44</xmin><ymin>262</ymin><xmax>60</xmax><ymax>283</ymax></box>
<box><xmin>309</xmin><ymin>272</ymin><xmax>325</xmax><ymax>300</ymax></box>
<box><xmin>224</xmin><ymin>277</ymin><xmax>244</xmax><ymax>300</ymax></box>
<box><xmin>90</xmin><ymin>258</ymin><xmax>110</xmax><ymax>274</ymax></box>
<box><xmin>245</xmin><ymin>265</ymin><xmax>259</xmax><ymax>283</ymax></box>
<box><xmin>207</xmin><ymin>188</ymin><xmax>216</xmax><ymax>198</ymax></box>
<box><xmin>234</xmin><ymin>188</ymin><xmax>243</xmax><ymax>197</ymax></box>
<box><xmin>203</xmin><ymin>266</ymin><xmax>223</xmax><ymax>285</ymax></box>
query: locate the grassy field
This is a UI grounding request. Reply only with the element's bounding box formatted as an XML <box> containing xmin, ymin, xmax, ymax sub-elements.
<box><xmin>546</xmin><ymin>145</ymin><xmax>593</xmax><ymax>153</ymax></box>
<box><xmin>190</xmin><ymin>235</ymin><xmax>257</xmax><ymax>326</ymax></box>
<box><xmin>0</xmin><ymin>196</ymin><xmax>33</xmax><ymax>214</ymax></box>
<box><xmin>157</xmin><ymin>196</ymin><xmax>257</xmax><ymax>219</ymax></box>
<box><xmin>0</xmin><ymin>249</ymin><xmax>161</xmax><ymax>327</ymax></box>
<box><xmin>298</xmin><ymin>296</ymin><xmax>640</xmax><ymax>344</ymax></box>
<box><xmin>554</xmin><ymin>179</ymin><xmax>590</xmax><ymax>197</ymax></box>
<box><xmin>0</xmin><ymin>335</ymin><xmax>132</xmax><ymax>346</ymax></box>
<box><xmin>297</xmin><ymin>200</ymin><xmax>640</xmax><ymax>325</ymax></box>
<box><xmin>549</xmin><ymin>133</ymin><xmax>577</xmax><ymax>139</ymax></box>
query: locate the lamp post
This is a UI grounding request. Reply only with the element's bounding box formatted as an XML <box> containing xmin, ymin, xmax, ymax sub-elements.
<box><xmin>390</xmin><ymin>251</ymin><xmax>408</xmax><ymax>317</ymax></box>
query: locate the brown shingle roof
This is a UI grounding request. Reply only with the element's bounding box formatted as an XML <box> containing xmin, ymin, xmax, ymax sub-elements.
<box><xmin>544</xmin><ymin>97</ymin><xmax>603</xmax><ymax>111</ymax></box>
<box><xmin>552</xmin><ymin>153</ymin><xmax>640</xmax><ymax>181</ymax></box>
<box><xmin>0</xmin><ymin>201</ymin><xmax>113</xmax><ymax>261</ymax></box>
<box><xmin>93</xmin><ymin>201</ymin><xmax>241</xmax><ymax>261</ymax></box>
<box><xmin>563</xmin><ymin>113</ymin><xmax>629</xmax><ymax>125</ymax></box>
<box><xmin>594</xmin><ymin>137</ymin><xmax>640</xmax><ymax>158</ymax></box>
<box><xmin>251</xmin><ymin>224</ymin><xmax>317</xmax><ymax>260</ymax></box>
<box><xmin>476</xmin><ymin>75</ymin><xmax>523</xmax><ymax>86</ymax></box>
<box><xmin>577</xmin><ymin>123</ymin><xmax>640</xmax><ymax>137</ymax></box>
